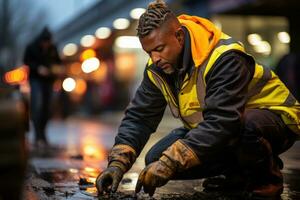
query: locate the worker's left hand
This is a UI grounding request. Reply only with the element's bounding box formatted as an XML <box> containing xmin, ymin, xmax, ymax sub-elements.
<box><xmin>135</xmin><ymin>157</ymin><xmax>175</xmax><ymax>196</ymax></box>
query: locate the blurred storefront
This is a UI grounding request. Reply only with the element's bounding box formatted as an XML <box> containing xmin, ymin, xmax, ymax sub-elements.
<box><xmin>209</xmin><ymin>0</ymin><xmax>300</xmax><ymax>67</ymax></box>
<box><xmin>210</xmin><ymin>15</ymin><xmax>289</xmax><ymax>68</ymax></box>
<box><xmin>52</xmin><ymin>0</ymin><xmax>206</xmax><ymax>115</ymax></box>
<box><xmin>209</xmin><ymin>0</ymin><xmax>300</xmax><ymax>100</ymax></box>
<box><xmin>48</xmin><ymin>0</ymin><xmax>299</xmax><ymax>115</ymax></box>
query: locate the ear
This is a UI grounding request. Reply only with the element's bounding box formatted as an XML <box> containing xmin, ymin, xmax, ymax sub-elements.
<box><xmin>175</xmin><ymin>28</ymin><xmax>184</xmax><ymax>46</ymax></box>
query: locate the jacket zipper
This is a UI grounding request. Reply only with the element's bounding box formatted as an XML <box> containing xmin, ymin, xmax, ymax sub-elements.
<box><xmin>149</xmin><ymin>69</ymin><xmax>192</xmax><ymax>129</ymax></box>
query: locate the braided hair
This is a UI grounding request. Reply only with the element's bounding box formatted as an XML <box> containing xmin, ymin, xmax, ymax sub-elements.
<box><xmin>137</xmin><ymin>0</ymin><xmax>175</xmax><ymax>38</ymax></box>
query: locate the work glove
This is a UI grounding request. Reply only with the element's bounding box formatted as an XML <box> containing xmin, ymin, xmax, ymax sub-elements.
<box><xmin>96</xmin><ymin>164</ymin><xmax>124</xmax><ymax>194</ymax></box>
<box><xmin>135</xmin><ymin>139</ymin><xmax>200</xmax><ymax>196</ymax></box>
<box><xmin>96</xmin><ymin>144</ymin><xmax>136</xmax><ymax>194</ymax></box>
<box><xmin>135</xmin><ymin>155</ymin><xmax>175</xmax><ymax>196</ymax></box>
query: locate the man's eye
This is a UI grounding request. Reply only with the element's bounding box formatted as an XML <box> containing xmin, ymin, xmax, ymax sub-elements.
<box><xmin>156</xmin><ymin>46</ymin><xmax>163</xmax><ymax>51</ymax></box>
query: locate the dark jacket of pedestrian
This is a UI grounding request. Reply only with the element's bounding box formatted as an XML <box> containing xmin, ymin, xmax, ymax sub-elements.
<box><xmin>23</xmin><ymin>28</ymin><xmax>61</xmax><ymax>82</ymax></box>
<box><xmin>23</xmin><ymin>27</ymin><xmax>61</xmax><ymax>147</ymax></box>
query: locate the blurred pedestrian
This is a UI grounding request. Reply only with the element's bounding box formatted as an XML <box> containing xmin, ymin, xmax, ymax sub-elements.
<box><xmin>23</xmin><ymin>27</ymin><xmax>62</xmax><ymax>149</ymax></box>
<box><xmin>96</xmin><ymin>0</ymin><xmax>300</xmax><ymax>198</ymax></box>
<box><xmin>276</xmin><ymin>52</ymin><xmax>300</xmax><ymax>101</ymax></box>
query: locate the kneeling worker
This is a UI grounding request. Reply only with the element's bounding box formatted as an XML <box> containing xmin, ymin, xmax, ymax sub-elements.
<box><xmin>96</xmin><ymin>0</ymin><xmax>299</xmax><ymax>198</ymax></box>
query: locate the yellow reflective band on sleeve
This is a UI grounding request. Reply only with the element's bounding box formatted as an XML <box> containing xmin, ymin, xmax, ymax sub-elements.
<box><xmin>147</xmin><ymin>70</ymin><xmax>159</xmax><ymax>88</ymax></box>
<box><xmin>203</xmin><ymin>43</ymin><xmax>245</xmax><ymax>85</ymax></box>
<box><xmin>247</xmin><ymin>64</ymin><xmax>264</xmax><ymax>95</ymax></box>
<box><xmin>248</xmin><ymin>64</ymin><xmax>272</xmax><ymax>99</ymax></box>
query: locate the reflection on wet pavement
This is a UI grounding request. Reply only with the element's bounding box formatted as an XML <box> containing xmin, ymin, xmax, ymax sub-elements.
<box><xmin>23</xmin><ymin>116</ymin><xmax>300</xmax><ymax>200</ymax></box>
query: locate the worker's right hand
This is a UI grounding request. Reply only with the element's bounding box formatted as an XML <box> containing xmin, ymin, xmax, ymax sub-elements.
<box><xmin>96</xmin><ymin>166</ymin><xmax>124</xmax><ymax>194</ymax></box>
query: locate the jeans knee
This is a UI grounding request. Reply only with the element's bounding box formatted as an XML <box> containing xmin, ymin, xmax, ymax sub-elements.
<box><xmin>144</xmin><ymin>127</ymin><xmax>188</xmax><ymax>166</ymax></box>
<box><xmin>145</xmin><ymin>150</ymin><xmax>158</xmax><ymax>165</ymax></box>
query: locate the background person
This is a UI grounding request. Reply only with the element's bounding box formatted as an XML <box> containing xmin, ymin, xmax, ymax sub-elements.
<box><xmin>23</xmin><ymin>27</ymin><xmax>62</xmax><ymax>149</ymax></box>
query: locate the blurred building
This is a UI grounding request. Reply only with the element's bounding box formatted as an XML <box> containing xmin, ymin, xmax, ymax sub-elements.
<box><xmin>210</xmin><ymin>0</ymin><xmax>299</xmax><ymax>65</ymax></box>
<box><xmin>46</xmin><ymin>0</ymin><xmax>299</xmax><ymax>115</ymax></box>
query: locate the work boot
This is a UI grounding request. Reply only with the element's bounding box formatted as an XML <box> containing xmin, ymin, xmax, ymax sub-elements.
<box><xmin>235</xmin><ymin>135</ymin><xmax>284</xmax><ymax>198</ymax></box>
<box><xmin>247</xmin><ymin>156</ymin><xmax>284</xmax><ymax>198</ymax></box>
<box><xmin>251</xmin><ymin>184</ymin><xmax>283</xmax><ymax>198</ymax></box>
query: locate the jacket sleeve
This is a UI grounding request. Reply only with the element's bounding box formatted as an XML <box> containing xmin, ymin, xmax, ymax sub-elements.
<box><xmin>181</xmin><ymin>51</ymin><xmax>255</xmax><ymax>162</ymax></box>
<box><xmin>114</xmin><ymin>67</ymin><xmax>167</xmax><ymax>155</ymax></box>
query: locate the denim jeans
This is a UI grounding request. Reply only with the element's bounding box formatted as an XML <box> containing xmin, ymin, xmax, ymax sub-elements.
<box><xmin>30</xmin><ymin>79</ymin><xmax>53</xmax><ymax>142</ymax></box>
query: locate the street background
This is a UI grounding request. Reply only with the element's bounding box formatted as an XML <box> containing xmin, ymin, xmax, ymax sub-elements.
<box><xmin>22</xmin><ymin>112</ymin><xmax>300</xmax><ymax>199</ymax></box>
<box><xmin>1</xmin><ymin>0</ymin><xmax>300</xmax><ymax>199</ymax></box>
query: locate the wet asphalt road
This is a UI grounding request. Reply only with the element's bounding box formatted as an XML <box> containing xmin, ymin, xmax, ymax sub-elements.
<box><xmin>22</xmin><ymin>113</ymin><xmax>300</xmax><ymax>200</ymax></box>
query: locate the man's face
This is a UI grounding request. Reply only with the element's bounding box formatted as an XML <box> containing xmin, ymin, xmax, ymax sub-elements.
<box><xmin>140</xmin><ymin>23</ymin><xmax>184</xmax><ymax>74</ymax></box>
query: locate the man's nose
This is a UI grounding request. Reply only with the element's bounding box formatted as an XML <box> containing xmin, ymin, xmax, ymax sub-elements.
<box><xmin>151</xmin><ymin>53</ymin><xmax>161</xmax><ymax>66</ymax></box>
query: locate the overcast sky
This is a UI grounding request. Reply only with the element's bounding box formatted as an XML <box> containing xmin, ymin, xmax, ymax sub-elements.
<box><xmin>35</xmin><ymin>0</ymin><xmax>99</xmax><ymax>30</ymax></box>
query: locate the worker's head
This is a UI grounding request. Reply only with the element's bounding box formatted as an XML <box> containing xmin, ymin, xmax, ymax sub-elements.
<box><xmin>39</xmin><ymin>27</ymin><xmax>53</xmax><ymax>49</ymax></box>
<box><xmin>137</xmin><ymin>0</ymin><xmax>184</xmax><ymax>74</ymax></box>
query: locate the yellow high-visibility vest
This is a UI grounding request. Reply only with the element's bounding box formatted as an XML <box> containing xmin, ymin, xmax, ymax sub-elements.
<box><xmin>146</xmin><ymin>33</ymin><xmax>300</xmax><ymax>136</ymax></box>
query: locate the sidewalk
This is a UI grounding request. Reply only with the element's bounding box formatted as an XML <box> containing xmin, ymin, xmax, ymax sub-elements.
<box><xmin>22</xmin><ymin>112</ymin><xmax>300</xmax><ymax>199</ymax></box>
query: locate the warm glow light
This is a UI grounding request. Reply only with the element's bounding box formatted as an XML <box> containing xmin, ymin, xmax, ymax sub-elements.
<box><xmin>277</xmin><ymin>31</ymin><xmax>290</xmax><ymax>44</ymax></box>
<box><xmin>62</xmin><ymin>77</ymin><xmax>76</xmax><ymax>92</ymax></box>
<box><xmin>81</xmin><ymin>57</ymin><xmax>100</xmax><ymax>73</ymax></box>
<box><xmin>80</xmin><ymin>49</ymin><xmax>96</xmax><ymax>61</ymax></box>
<box><xmin>95</xmin><ymin>27</ymin><xmax>111</xmax><ymax>39</ymax></box>
<box><xmin>80</xmin><ymin>35</ymin><xmax>96</xmax><ymax>47</ymax></box>
<box><xmin>91</xmin><ymin>61</ymin><xmax>107</xmax><ymax>83</ymax></box>
<box><xmin>4</xmin><ymin>65</ymin><xmax>28</xmax><ymax>85</ymax></box>
<box><xmin>83</xmin><ymin>145</ymin><xmax>98</xmax><ymax>157</ymax></box>
<box><xmin>63</xmin><ymin>43</ymin><xmax>78</xmax><ymax>56</ymax></box>
<box><xmin>115</xmin><ymin>36</ymin><xmax>142</xmax><ymax>49</ymax></box>
<box><xmin>69</xmin><ymin>168</ymin><xmax>79</xmax><ymax>173</ymax></box>
<box><xmin>69</xmin><ymin>62</ymin><xmax>82</xmax><ymax>75</ymax></box>
<box><xmin>82</xmin><ymin>142</ymin><xmax>106</xmax><ymax>161</ymax></box>
<box><xmin>113</xmin><ymin>18</ymin><xmax>130</xmax><ymax>30</ymax></box>
<box><xmin>248</xmin><ymin>33</ymin><xmax>262</xmax><ymax>46</ymax></box>
<box><xmin>88</xmin><ymin>177</ymin><xmax>96</xmax><ymax>184</ymax></box>
<box><xmin>74</xmin><ymin>79</ymin><xmax>87</xmax><ymax>95</ymax></box>
<box><xmin>84</xmin><ymin>167</ymin><xmax>96</xmax><ymax>173</ymax></box>
<box><xmin>115</xmin><ymin>53</ymin><xmax>136</xmax><ymax>81</ymax></box>
<box><xmin>130</xmin><ymin>8</ymin><xmax>146</xmax><ymax>19</ymax></box>
<box><xmin>253</xmin><ymin>40</ymin><xmax>271</xmax><ymax>55</ymax></box>
<box><xmin>80</xmin><ymin>134</ymin><xmax>107</xmax><ymax>161</ymax></box>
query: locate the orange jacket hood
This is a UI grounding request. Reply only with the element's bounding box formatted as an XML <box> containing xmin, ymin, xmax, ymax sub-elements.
<box><xmin>178</xmin><ymin>15</ymin><xmax>222</xmax><ymax>67</ymax></box>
